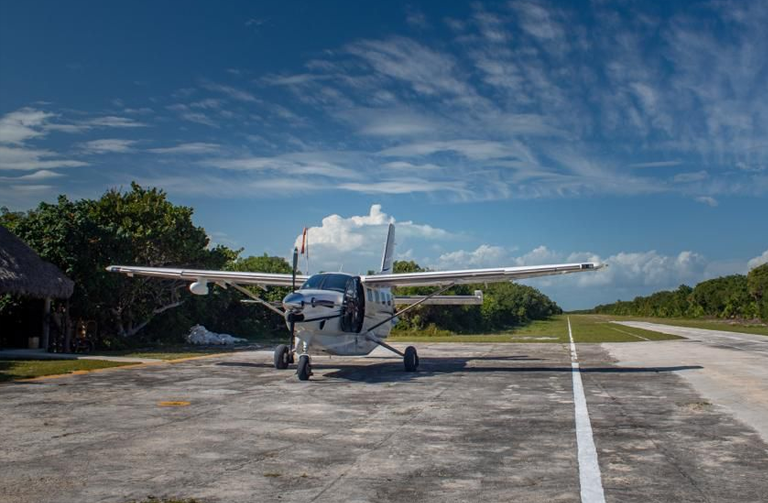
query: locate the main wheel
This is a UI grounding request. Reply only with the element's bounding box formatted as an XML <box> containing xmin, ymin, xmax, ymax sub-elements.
<box><xmin>274</xmin><ymin>344</ymin><xmax>290</xmax><ymax>369</ymax></box>
<box><xmin>297</xmin><ymin>355</ymin><xmax>312</xmax><ymax>381</ymax></box>
<box><xmin>404</xmin><ymin>346</ymin><xmax>419</xmax><ymax>372</ymax></box>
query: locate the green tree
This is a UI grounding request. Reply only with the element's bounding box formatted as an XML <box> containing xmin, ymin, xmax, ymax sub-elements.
<box><xmin>747</xmin><ymin>263</ymin><xmax>768</xmax><ymax>320</ymax></box>
<box><xmin>2</xmin><ymin>183</ymin><xmax>235</xmax><ymax>339</ymax></box>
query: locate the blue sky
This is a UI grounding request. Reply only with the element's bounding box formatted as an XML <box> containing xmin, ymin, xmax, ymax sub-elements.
<box><xmin>1</xmin><ymin>0</ymin><xmax>767</xmax><ymax>309</ymax></box>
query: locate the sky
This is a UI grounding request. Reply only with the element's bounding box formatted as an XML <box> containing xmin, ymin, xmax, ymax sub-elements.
<box><xmin>1</xmin><ymin>0</ymin><xmax>767</xmax><ymax>310</ymax></box>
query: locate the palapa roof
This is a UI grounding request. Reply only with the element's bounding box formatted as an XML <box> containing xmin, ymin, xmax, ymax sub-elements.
<box><xmin>0</xmin><ymin>225</ymin><xmax>74</xmax><ymax>299</ymax></box>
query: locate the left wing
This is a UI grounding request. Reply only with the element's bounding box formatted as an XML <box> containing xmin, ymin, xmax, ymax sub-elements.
<box><xmin>106</xmin><ymin>265</ymin><xmax>308</xmax><ymax>289</ymax></box>
<box><xmin>360</xmin><ymin>262</ymin><xmax>605</xmax><ymax>288</ymax></box>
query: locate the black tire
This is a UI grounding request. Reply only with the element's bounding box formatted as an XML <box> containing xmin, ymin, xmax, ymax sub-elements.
<box><xmin>297</xmin><ymin>355</ymin><xmax>312</xmax><ymax>381</ymax></box>
<box><xmin>404</xmin><ymin>346</ymin><xmax>419</xmax><ymax>372</ymax></box>
<box><xmin>274</xmin><ymin>344</ymin><xmax>290</xmax><ymax>369</ymax></box>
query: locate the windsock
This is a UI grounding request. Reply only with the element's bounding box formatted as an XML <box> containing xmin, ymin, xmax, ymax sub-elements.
<box><xmin>300</xmin><ymin>227</ymin><xmax>308</xmax><ymax>254</ymax></box>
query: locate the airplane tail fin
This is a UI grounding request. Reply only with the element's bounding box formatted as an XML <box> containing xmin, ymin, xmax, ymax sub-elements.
<box><xmin>380</xmin><ymin>223</ymin><xmax>395</xmax><ymax>274</ymax></box>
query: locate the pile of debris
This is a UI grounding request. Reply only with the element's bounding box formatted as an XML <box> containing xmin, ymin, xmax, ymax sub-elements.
<box><xmin>186</xmin><ymin>325</ymin><xmax>247</xmax><ymax>345</ymax></box>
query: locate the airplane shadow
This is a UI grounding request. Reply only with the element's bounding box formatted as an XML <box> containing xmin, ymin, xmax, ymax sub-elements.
<box><xmin>320</xmin><ymin>358</ymin><xmax>704</xmax><ymax>383</ymax></box>
<box><xmin>214</xmin><ymin>358</ymin><xmax>703</xmax><ymax>384</ymax></box>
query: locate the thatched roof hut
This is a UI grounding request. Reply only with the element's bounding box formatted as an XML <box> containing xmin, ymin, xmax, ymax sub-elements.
<box><xmin>0</xmin><ymin>225</ymin><xmax>74</xmax><ymax>299</ymax></box>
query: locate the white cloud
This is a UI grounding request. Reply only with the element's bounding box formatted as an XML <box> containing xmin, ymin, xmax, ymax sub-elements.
<box><xmin>0</xmin><ymin>108</ymin><xmax>55</xmax><ymax>144</ymax></box>
<box><xmin>201</xmin><ymin>81</ymin><xmax>259</xmax><ymax>103</ymax></box>
<box><xmin>148</xmin><ymin>142</ymin><xmax>220</xmax><ymax>155</ymax></box>
<box><xmin>181</xmin><ymin>112</ymin><xmax>219</xmax><ymax>128</ymax></box>
<box><xmin>694</xmin><ymin>196</ymin><xmax>718</xmax><ymax>207</ymax></box>
<box><xmin>84</xmin><ymin>116</ymin><xmax>148</xmax><ymax>128</ymax></box>
<box><xmin>204</xmin><ymin>152</ymin><xmax>361</xmax><ymax>179</ymax></box>
<box><xmin>0</xmin><ymin>145</ymin><xmax>88</xmax><ymax>171</ymax></box>
<box><xmin>292</xmin><ymin>204</ymin><xmax>455</xmax><ymax>273</ymax></box>
<box><xmin>0</xmin><ymin>170</ymin><xmax>65</xmax><ymax>181</ymax></box>
<box><xmin>336</xmin><ymin>107</ymin><xmax>438</xmax><ymax>136</ymax></box>
<box><xmin>79</xmin><ymin>138</ymin><xmax>136</xmax><ymax>154</ymax></box>
<box><xmin>346</xmin><ymin>36</ymin><xmax>472</xmax><ymax>97</ymax></box>
<box><xmin>748</xmin><ymin>250</ymin><xmax>768</xmax><ymax>270</ymax></box>
<box><xmin>628</xmin><ymin>160</ymin><xmax>683</xmax><ymax>169</ymax></box>
<box><xmin>428</xmin><ymin>244</ymin><xmax>710</xmax><ymax>294</ymax></box>
<box><xmin>674</xmin><ymin>171</ymin><xmax>708</xmax><ymax>183</ymax></box>
<box><xmin>434</xmin><ymin>244</ymin><xmax>509</xmax><ymax>269</ymax></box>
<box><xmin>379</xmin><ymin>140</ymin><xmax>533</xmax><ymax>161</ymax></box>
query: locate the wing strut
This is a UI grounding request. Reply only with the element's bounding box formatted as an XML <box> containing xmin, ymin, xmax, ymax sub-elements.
<box><xmin>230</xmin><ymin>283</ymin><xmax>285</xmax><ymax>316</ymax></box>
<box><xmin>364</xmin><ymin>282</ymin><xmax>457</xmax><ymax>357</ymax></box>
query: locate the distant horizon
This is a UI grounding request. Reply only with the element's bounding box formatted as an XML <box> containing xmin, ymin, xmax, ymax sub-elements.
<box><xmin>2</xmin><ymin>1</ymin><xmax>767</xmax><ymax>310</ymax></box>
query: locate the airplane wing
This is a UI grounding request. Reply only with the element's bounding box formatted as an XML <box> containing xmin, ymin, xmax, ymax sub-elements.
<box><xmin>106</xmin><ymin>265</ymin><xmax>309</xmax><ymax>288</ymax></box>
<box><xmin>360</xmin><ymin>262</ymin><xmax>605</xmax><ymax>288</ymax></box>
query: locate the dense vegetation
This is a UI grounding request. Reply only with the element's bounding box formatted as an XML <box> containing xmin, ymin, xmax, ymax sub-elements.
<box><xmin>1</xmin><ymin>184</ymin><xmax>289</xmax><ymax>347</ymax></box>
<box><xmin>1</xmin><ymin>184</ymin><xmax>561</xmax><ymax>347</ymax></box>
<box><xmin>591</xmin><ymin>265</ymin><xmax>768</xmax><ymax>321</ymax></box>
<box><xmin>391</xmin><ymin>260</ymin><xmax>561</xmax><ymax>334</ymax></box>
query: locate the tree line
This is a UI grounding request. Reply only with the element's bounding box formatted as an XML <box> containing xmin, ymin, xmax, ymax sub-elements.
<box><xmin>1</xmin><ymin>183</ymin><xmax>562</xmax><ymax>347</ymax></box>
<box><xmin>590</xmin><ymin>265</ymin><xmax>768</xmax><ymax>320</ymax></box>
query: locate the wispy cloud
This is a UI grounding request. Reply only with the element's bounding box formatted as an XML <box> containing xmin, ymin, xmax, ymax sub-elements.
<box><xmin>148</xmin><ymin>142</ymin><xmax>220</xmax><ymax>155</ymax></box>
<box><xmin>78</xmin><ymin>138</ymin><xmax>137</xmax><ymax>154</ymax></box>
<box><xmin>201</xmin><ymin>81</ymin><xmax>259</xmax><ymax>103</ymax></box>
<box><xmin>0</xmin><ymin>145</ymin><xmax>88</xmax><ymax>171</ymax></box>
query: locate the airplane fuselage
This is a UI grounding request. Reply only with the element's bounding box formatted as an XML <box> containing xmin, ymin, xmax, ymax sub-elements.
<box><xmin>282</xmin><ymin>272</ymin><xmax>396</xmax><ymax>356</ymax></box>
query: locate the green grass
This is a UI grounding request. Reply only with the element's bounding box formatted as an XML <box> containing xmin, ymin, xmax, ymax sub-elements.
<box><xmin>389</xmin><ymin>314</ymin><xmax>680</xmax><ymax>343</ymax></box>
<box><xmin>596</xmin><ymin>315</ymin><xmax>768</xmax><ymax>337</ymax></box>
<box><xmin>0</xmin><ymin>359</ymin><xmax>133</xmax><ymax>382</ymax></box>
<box><xmin>90</xmin><ymin>347</ymin><xmax>234</xmax><ymax>361</ymax></box>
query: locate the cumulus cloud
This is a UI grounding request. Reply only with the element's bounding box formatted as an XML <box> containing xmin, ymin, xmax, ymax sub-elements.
<box><xmin>748</xmin><ymin>249</ymin><xmax>768</xmax><ymax>270</ymax></box>
<box><xmin>292</xmin><ymin>204</ymin><xmax>456</xmax><ymax>273</ymax></box>
<box><xmin>428</xmin><ymin>243</ymin><xmax>710</xmax><ymax>295</ymax></box>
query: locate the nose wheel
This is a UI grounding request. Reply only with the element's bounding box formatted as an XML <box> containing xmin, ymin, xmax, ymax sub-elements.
<box><xmin>297</xmin><ymin>354</ymin><xmax>312</xmax><ymax>381</ymax></box>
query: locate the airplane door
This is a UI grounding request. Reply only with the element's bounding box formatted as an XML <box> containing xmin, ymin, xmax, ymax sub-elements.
<box><xmin>341</xmin><ymin>277</ymin><xmax>365</xmax><ymax>333</ymax></box>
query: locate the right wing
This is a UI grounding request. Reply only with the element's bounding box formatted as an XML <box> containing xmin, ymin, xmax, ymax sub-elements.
<box><xmin>361</xmin><ymin>262</ymin><xmax>605</xmax><ymax>288</ymax></box>
<box><xmin>106</xmin><ymin>265</ymin><xmax>308</xmax><ymax>289</ymax></box>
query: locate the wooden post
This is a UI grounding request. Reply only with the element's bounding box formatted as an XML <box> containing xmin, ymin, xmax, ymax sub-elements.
<box><xmin>41</xmin><ymin>297</ymin><xmax>51</xmax><ymax>350</ymax></box>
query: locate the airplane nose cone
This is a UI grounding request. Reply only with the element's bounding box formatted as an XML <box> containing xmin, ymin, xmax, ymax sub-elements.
<box><xmin>282</xmin><ymin>292</ymin><xmax>305</xmax><ymax>311</ymax></box>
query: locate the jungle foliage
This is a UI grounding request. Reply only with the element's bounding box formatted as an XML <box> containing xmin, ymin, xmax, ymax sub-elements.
<box><xmin>591</xmin><ymin>264</ymin><xmax>768</xmax><ymax>321</ymax></box>
<box><xmin>391</xmin><ymin>260</ymin><xmax>562</xmax><ymax>334</ymax></box>
<box><xmin>1</xmin><ymin>184</ymin><xmax>291</xmax><ymax>346</ymax></box>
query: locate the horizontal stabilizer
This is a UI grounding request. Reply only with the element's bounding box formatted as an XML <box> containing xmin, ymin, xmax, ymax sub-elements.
<box><xmin>394</xmin><ymin>290</ymin><xmax>483</xmax><ymax>306</ymax></box>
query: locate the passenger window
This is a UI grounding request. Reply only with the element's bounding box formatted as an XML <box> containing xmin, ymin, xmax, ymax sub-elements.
<box><xmin>367</xmin><ymin>289</ymin><xmax>373</xmax><ymax>302</ymax></box>
<box><xmin>374</xmin><ymin>290</ymin><xmax>380</xmax><ymax>304</ymax></box>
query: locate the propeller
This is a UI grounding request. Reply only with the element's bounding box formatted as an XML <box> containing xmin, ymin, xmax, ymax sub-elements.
<box><xmin>289</xmin><ymin>247</ymin><xmax>299</xmax><ymax>354</ymax></box>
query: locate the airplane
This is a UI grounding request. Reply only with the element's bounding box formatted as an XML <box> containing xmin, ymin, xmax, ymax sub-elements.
<box><xmin>107</xmin><ymin>224</ymin><xmax>605</xmax><ymax>380</ymax></box>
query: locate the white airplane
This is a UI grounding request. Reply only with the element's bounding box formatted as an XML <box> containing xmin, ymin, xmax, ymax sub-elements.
<box><xmin>107</xmin><ymin>224</ymin><xmax>605</xmax><ymax>380</ymax></box>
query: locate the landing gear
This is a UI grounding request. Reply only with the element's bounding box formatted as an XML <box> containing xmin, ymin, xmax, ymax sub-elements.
<box><xmin>297</xmin><ymin>354</ymin><xmax>312</xmax><ymax>381</ymax></box>
<box><xmin>274</xmin><ymin>344</ymin><xmax>291</xmax><ymax>369</ymax></box>
<box><xmin>404</xmin><ymin>346</ymin><xmax>419</xmax><ymax>372</ymax></box>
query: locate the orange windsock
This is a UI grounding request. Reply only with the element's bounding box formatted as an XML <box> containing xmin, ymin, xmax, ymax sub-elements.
<box><xmin>300</xmin><ymin>227</ymin><xmax>308</xmax><ymax>254</ymax></box>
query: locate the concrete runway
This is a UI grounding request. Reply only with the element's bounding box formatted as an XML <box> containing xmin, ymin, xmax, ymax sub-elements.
<box><xmin>2</xmin><ymin>327</ymin><xmax>768</xmax><ymax>502</ymax></box>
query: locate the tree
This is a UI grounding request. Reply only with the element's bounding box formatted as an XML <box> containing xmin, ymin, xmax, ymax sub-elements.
<box><xmin>389</xmin><ymin>260</ymin><xmax>561</xmax><ymax>333</ymax></box>
<box><xmin>2</xmin><ymin>183</ymin><xmax>235</xmax><ymax>339</ymax></box>
<box><xmin>748</xmin><ymin>263</ymin><xmax>768</xmax><ymax>320</ymax></box>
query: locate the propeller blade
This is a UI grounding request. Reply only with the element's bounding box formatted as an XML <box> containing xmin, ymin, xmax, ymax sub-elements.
<box><xmin>291</xmin><ymin>247</ymin><xmax>299</xmax><ymax>291</ymax></box>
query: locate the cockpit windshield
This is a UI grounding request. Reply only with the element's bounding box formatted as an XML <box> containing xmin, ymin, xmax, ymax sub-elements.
<box><xmin>300</xmin><ymin>273</ymin><xmax>351</xmax><ymax>293</ymax></box>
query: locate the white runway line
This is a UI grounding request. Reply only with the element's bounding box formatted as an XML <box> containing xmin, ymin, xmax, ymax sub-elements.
<box><xmin>568</xmin><ymin>317</ymin><xmax>606</xmax><ymax>503</ymax></box>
